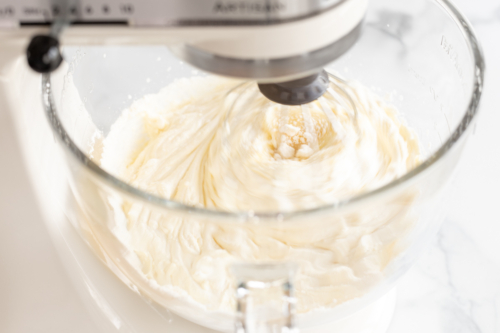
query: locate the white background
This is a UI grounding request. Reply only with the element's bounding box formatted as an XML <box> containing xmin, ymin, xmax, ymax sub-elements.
<box><xmin>0</xmin><ymin>0</ymin><xmax>499</xmax><ymax>331</ymax></box>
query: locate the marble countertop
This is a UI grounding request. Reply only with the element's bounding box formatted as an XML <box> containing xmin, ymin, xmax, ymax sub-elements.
<box><xmin>0</xmin><ymin>0</ymin><xmax>499</xmax><ymax>332</ymax></box>
<box><xmin>388</xmin><ymin>1</ymin><xmax>500</xmax><ymax>332</ymax></box>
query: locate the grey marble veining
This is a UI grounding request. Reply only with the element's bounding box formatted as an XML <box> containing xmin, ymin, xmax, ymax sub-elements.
<box><xmin>389</xmin><ymin>221</ymin><xmax>500</xmax><ymax>333</ymax></box>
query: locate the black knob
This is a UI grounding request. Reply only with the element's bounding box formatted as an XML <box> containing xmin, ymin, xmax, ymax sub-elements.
<box><xmin>26</xmin><ymin>35</ymin><xmax>63</xmax><ymax>73</ymax></box>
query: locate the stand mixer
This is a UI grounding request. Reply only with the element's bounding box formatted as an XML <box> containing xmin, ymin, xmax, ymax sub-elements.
<box><xmin>20</xmin><ymin>0</ymin><xmax>367</xmax><ymax>128</ymax></box>
<box><xmin>0</xmin><ymin>0</ymin><xmax>484</xmax><ymax>332</ymax></box>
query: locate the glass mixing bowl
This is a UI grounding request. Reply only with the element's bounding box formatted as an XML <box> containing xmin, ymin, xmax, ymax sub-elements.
<box><xmin>41</xmin><ymin>0</ymin><xmax>483</xmax><ymax>331</ymax></box>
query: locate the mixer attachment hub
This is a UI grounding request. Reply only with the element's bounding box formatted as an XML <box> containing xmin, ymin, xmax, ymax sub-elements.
<box><xmin>258</xmin><ymin>70</ymin><xmax>329</xmax><ymax>106</ymax></box>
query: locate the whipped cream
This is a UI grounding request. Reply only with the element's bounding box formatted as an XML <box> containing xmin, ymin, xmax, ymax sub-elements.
<box><xmin>98</xmin><ymin>75</ymin><xmax>420</xmax><ymax>321</ymax></box>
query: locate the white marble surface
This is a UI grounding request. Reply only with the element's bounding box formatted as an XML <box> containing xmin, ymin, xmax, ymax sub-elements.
<box><xmin>0</xmin><ymin>1</ymin><xmax>499</xmax><ymax>332</ymax></box>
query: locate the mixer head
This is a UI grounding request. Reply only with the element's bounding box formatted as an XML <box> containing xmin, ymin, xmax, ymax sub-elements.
<box><xmin>15</xmin><ymin>0</ymin><xmax>367</xmax><ymax>88</ymax></box>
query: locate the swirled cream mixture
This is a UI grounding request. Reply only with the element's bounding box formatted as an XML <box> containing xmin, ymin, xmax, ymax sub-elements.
<box><xmin>99</xmin><ymin>75</ymin><xmax>420</xmax><ymax>317</ymax></box>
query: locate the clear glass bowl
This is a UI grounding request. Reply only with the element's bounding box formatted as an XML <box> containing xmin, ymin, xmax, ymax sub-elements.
<box><xmin>43</xmin><ymin>0</ymin><xmax>484</xmax><ymax>331</ymax></box>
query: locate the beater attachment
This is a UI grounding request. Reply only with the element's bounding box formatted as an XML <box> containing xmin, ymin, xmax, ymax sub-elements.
<box><xmin>223</xmin><ymin>70</ymin><xmax>357</xmax><ymax>161</ymax></box>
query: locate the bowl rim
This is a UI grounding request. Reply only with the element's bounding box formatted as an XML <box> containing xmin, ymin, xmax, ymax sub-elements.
<box><xmin>42</xmin><ymin>0</ymin><xmax>485</xmax><ymax>222</ymax></box>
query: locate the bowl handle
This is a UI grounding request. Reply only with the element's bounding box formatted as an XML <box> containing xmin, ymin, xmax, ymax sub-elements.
<box><xmin>231</xmin><ymin>263</ymin><xmax>298</xmax><ymax>333</ymax></box>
